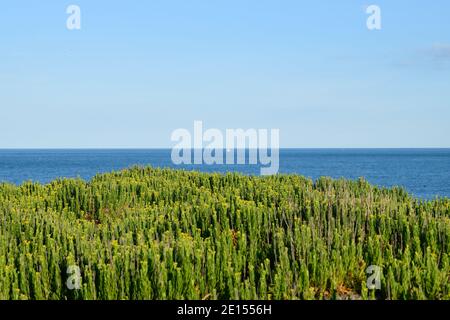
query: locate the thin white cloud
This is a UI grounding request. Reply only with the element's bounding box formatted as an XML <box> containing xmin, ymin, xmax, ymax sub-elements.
<box><xmin>392</xmin><ymin>43</ymin><xmax>450</xmax><ymax>69</ymax></box>
<box><xmin>426</xmin><ymin>43</ymin><xmax>450</xmax><ymax>61</ymax></box>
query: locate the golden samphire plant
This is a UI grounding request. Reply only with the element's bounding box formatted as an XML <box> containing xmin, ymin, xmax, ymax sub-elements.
<box><xmin>0</xmin><ymin>167</ymin><xmax>448</xmax><ymax>300</ymax></box>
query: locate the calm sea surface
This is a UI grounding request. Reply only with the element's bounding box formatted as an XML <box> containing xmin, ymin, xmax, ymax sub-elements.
<box><xmin>0</xmin><ymin>149</ymin><xmax>449</xmax><ymax>199</ymax></box>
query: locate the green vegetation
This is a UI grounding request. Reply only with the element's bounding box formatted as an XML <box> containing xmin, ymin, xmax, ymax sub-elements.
<box><xmin>0</xmin><ymin>167</ymin><xmax>449</xmax><ymax>300</ymax></box>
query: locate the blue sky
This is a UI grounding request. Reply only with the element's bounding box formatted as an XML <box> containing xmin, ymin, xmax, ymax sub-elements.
<box><xmin>1</xmin><ymin>0</ymin><xmax>449</xmax><ymax>148</ymax></box>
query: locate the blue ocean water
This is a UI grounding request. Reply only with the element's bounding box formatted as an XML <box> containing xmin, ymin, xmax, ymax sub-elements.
<box><xmin>0</xmin><ymin>149</ymin><xmax>449</xmax><ymax>199</ymax></box>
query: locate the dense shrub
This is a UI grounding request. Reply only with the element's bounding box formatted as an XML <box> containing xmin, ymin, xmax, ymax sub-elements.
<box><xmin>0</xmin><ymin>167</ymin><xmax>448</xmax><ymax>300</ymax></box>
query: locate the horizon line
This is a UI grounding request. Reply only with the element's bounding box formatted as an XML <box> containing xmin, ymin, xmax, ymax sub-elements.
<box><xmin>1</xmin><ymin>147</ymin><xmax>450</xmax><ymax>150</ymax></box>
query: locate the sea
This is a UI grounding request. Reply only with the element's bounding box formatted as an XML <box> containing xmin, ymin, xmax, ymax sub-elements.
<box><xmin>0</xmin><ymin>149</ymin><xmax>449</xmax><ymax>200</ymax></box>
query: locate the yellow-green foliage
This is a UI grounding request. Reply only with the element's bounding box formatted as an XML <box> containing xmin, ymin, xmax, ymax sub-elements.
<box><xmin>0</xmin><ymin>167</ymin><xmax>449</xmax><ymax>300</ymax></box>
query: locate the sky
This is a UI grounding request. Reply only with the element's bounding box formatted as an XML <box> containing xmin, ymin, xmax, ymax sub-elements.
<box><xmin>1</xmin><ymin>0</ymin><xmax>449</xmax><ymax>148</ymax></box>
